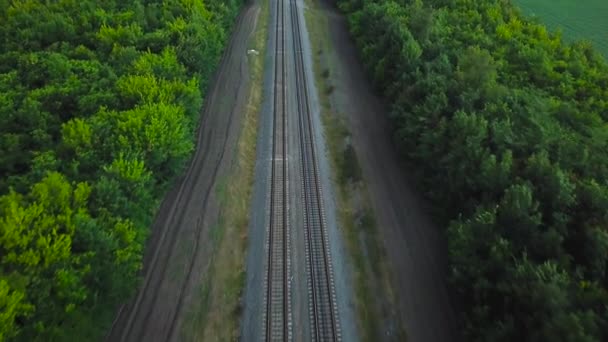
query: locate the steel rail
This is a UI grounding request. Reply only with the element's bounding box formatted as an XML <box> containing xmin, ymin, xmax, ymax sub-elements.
<box><xmin>289</xmin><ymin>0</ymin><xmax>340</xmax><ymax>340</ymax></box>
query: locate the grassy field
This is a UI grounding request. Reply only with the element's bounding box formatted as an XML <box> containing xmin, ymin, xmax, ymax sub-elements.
<box><xmin>513</xmin><ymin>0</ymin><xmax>608</xmax><ymax>57</ymax></box>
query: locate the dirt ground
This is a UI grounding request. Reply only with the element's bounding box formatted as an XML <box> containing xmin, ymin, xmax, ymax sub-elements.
<box><xmin>105</xmin><ymin>2</ymin><xmax>261</xmax><ymax>341</ymax></box>
<box><xmin>312</xmin><ymin>1</ymin><xmax>460</xmax><ymax>341</ymax></box>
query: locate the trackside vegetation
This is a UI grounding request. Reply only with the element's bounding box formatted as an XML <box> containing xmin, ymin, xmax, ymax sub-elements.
<box><xmin>0</xmin><ymin>0</ymin><xmax>240</xmax><ymax>340</ymax></box>
<box><xmin>337</xmin><ymin>0</ymin><xmax>608</xmax><ymax>340</ymax></box>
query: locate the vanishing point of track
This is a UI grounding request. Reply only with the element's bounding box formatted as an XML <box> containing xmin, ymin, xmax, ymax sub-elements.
<box><xmin>264</xmin><ymin>0</ymin><xmax>340</xmax><ymax>340</ymax></box>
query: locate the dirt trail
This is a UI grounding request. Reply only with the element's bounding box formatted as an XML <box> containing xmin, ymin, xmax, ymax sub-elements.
<box><xmin>314</xmin><ymin>1</ymin><xmax>460</xmax><ymax>341</ymax></box>
<box><xmin>106</xmin><ymin>3</ymin><xmax>260</xmax><ymax>341</ymax></box>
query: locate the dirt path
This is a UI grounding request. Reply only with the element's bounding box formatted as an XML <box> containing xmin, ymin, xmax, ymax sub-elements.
<box><xmin>105</xmin><ymin>3</ymin><xmax>260</xmax><ymax>341</ymax></box>
<box><xmin>312</xmin><ymin>1</ymin><xmax>460</xmax><ymax>341</ymax></box>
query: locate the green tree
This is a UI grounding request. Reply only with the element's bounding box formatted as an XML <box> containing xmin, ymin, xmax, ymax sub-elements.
<box><xmin>340</xmin><ymin>0</ymin><xmax>608</xmax><ymax>339</ymax></box>
<box><xmin>0</xmin><ymin>0</ymin><xmax>241</xmax><ymax>338</ymax></box>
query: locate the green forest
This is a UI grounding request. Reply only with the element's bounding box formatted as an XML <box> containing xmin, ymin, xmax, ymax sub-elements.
<box><xmin>0</xmin><ymin>0</ymin><xmax>240</xmax><ymax>340</ymax></box>
<box><xmin>337</xmin><ymin>0</ymin><xmax>608</xmax><ymax>340</ymax></box>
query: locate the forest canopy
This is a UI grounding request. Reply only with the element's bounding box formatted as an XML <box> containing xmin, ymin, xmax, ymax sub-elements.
<box><xmin>338</xmin><ymin>0</ymin><xmax>608</xmax><ymax>340</ymax></box>
<box><xmin>0</xmin><ymin>0</ymin><xmax>240</xmax><ymax>340</ymax></box>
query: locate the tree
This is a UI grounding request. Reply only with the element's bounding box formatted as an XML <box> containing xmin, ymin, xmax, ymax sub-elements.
<box><xmin>0</xmin><ymin>0</ymin><xmax>240</xmax><ymax>338</ymax></box>
<box><xmin>0</xmin><ymin>280</ymin><xmax>31</xmax><ymax>341</ymax></box>
<box><xmin>339</xmin><ymin>0</ymin><xmax>608</xmax><ymax>339</ymax></box>
<box><xmin>0</xmin><ymin>173</ymin><xmax>92</xmax><ymax>339</ymax></box>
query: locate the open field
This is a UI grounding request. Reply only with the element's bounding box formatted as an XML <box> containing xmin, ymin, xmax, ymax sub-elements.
<box><xmin>514</xmin><ymin>0</ymin><xmax>608</xmax><ymax>57</ymax></box>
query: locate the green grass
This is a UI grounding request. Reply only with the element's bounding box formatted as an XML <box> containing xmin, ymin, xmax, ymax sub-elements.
<box><xmin>514</xmin><ymin>0</ymin><xmax>608</xmax><ymax>57</ymax></box>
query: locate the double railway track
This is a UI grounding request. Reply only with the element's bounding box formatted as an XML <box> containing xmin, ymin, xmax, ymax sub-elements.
<box><xmin>264</xmin><ymin>0</ymin><xmax>340</xmax><ymax>340</ymax></box>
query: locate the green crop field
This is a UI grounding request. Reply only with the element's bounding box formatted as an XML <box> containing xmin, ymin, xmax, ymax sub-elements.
<box><xmin>514</xmin><ymin>0</ymin><xmax>608</xmax><ymax>58</ymax></box>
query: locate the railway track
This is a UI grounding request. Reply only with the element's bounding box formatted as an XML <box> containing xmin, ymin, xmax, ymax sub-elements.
<box><xmin>290</xmin><ymin>0</ymin><xmax>341</xmax><ymax>339</ymax></box>
<box><xmin>265</xmin><ymin>0</ymin><xmax>340</xmax><ymax>340</ymax></box>
<box><xmin>264</xmin><ymin>0</ymin><xmax>291</xmax><ymax>339</ymax></box>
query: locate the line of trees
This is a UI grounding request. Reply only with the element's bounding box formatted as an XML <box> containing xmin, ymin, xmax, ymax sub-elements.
<box><xmin>337</xmin><ymin>0</ymin><xmax>608</xmax><ymax>340</ymax></box>
<box><xmin>0</xmin><ymin>0</ymin><xmax>240</xmax><ymax>340</ymax></box>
